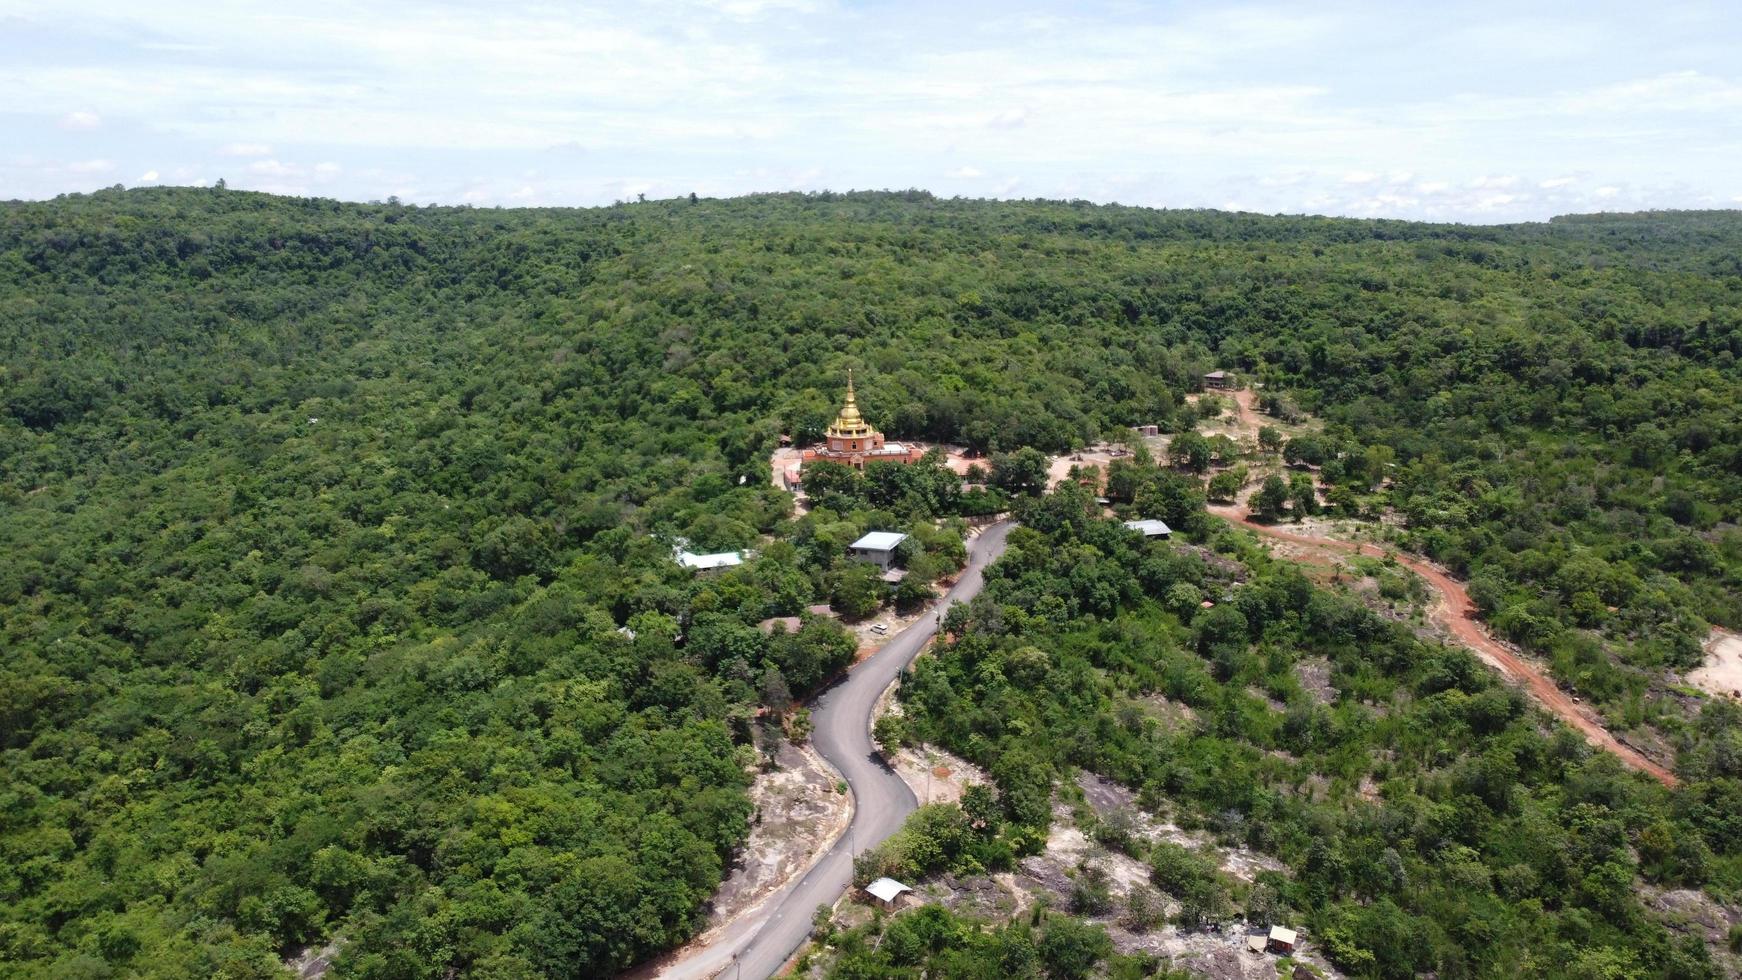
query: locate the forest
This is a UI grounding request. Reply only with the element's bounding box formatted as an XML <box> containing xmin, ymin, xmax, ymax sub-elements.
<box><xmin>841</xmin><ymin>486</ymin><xmax>1739</xmax><ymax>977</ymax></box>
<box><xmin>1</xmin><ymin>187</ymin><xmax>1738</xmax><ymax>977</ymax></box>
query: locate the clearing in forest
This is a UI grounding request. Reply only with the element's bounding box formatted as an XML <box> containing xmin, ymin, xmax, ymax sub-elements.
<box><xmin>1689</xmin><ymin>629</ymin><xmax>1742</xmax><ymax>700</ymax></box>
<box><xmin>1193</xmin><ymin>388</ymin><xmax>1678</xmax><ymax>787</ymax></box>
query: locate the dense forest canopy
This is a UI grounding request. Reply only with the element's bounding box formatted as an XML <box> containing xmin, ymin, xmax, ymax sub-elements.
<box><xmin>1</xmin><ymin>187</ymin><xmax>1739</xmax><ymax>977</ymax></box>
<box><xmin>861</xmin><ymin>489</ymin><xmax>1738</xmax><ymax>977</ymax></box>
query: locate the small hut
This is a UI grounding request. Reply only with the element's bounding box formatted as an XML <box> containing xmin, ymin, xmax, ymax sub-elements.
<box><xmin>865</xmin><ymin>877</ymin><xmax>912</xmax><ymax>909</ymax></box>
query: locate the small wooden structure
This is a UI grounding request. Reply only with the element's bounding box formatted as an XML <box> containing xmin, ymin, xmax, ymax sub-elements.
<box><xmin>865</xmin><ymin>877</ymin><xmax>912</xmax><ymax>909</ymax></box>
<box><xmin>1204</xmin><ymin>370</ymin><xmax>1233</xmax><ymax>390</ymax></box>
<box><xmin>1267</xmin><ymin>925</ymin><xmax>1298</xmax><ymax>954</ymax></box>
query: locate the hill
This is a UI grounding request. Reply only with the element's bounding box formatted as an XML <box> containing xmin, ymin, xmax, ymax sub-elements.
<box><xmin>2</xmin><ymin>188</ymin><xmax>1739</xmax><ymax>977</ymax></box>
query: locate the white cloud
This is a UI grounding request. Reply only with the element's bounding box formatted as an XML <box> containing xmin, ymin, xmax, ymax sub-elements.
<box><xmin>59</xmin><ymin>110</ymin><xmax>102</xmax><ymax>130</ymax></box>
<box><xmin>68</xmin><ymin>158</ymin><xmax>115</xmax><ymax>173</ymax></box>
<box><xmin>1</xmin><ymin>2</ymin><xmax>1736</xmax><ymax>219</ymax></box>
<box><xmin>138</xmin><ymin>169</ymin><xmax>159</xmax><ymax>181</ymax></box>
<box><xmin>247</xmin><ymin>158</ymin><xmax>298</xmax><ymax>176</ymax></box>
<box><xmin>1595</xmin><ymin>185</ymin><xmax>1620</xmax><ymax>198</ymax></box>
<box><xmin>1562</xmin><ymin>70</ymin><xmax>1742</xmax><ymax>114</ymax></box>
<box><xmin>696</xmin><ymin>0</ymin><xmax>821</xmax><ymax>18</ymax></box>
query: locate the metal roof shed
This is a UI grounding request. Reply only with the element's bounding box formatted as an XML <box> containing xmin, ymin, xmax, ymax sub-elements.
<box><xmin>676</xmin><ymin>550</ymin><xmax>744</xmax><ymax>571</ymax></box>
<box><xmin>1122</xmin><ymin>519</ymin><xmax>1172</xmax><ymax>538</ymax></box>
<box><xmin>865</xmin><ymin>877</ymin><xmax>912</xmax><ymax>907</ymax></box>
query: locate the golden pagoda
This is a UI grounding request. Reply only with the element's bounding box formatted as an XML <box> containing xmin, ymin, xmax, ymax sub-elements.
<box><xmin>826</xmin><ymin>371</ymin><xmax>874</xmax><ymax>443</ymax></box>
<box><xmin>802</xmin><ymin>371</ymin><xmax>923</xmax><ymax>472</ymax></box>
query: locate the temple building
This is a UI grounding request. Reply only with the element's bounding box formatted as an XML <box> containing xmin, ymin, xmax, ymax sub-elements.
<box><xmin>795</xmin><ymin>373</ymin><xmax>925</xmax><ymax>480</ymax></box>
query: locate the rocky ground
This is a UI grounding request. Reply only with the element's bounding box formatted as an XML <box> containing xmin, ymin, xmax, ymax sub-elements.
<box><xmin>1641</xmin><ymin>884</ymin><xmax>1742</xmax><ymax>979</ymax></box>
<box><xmin>1071</xmin><ymin>775</ymin><xmax>1288</xmax><ymax>884</ymax></box>
<box><xmin>1293</xmin><ymin>657</ymin><xmax>1336</xmax><ymax>707</ymax></box>
<box><xmin>283</xmin><ymin>940</ymin><xmax>342</xmax><ymax>979</ymax></box>
<box><xmin>871</xmin><ymin>662</ymin><xmax>990</xmax><ymax>808</ymax></box>
<box><xmin>707</xmin><ymin>740</ymin><xmax>850</xmax><ymax>933</ymax></box>
<box><xmin>634</xmin><ymin>738</ymin><xmax>850</xmax><ymax>979</ymax></box>
<box><xmin>802</xmin><ymin>772</ymin><xmax>1330</xmax><ymax>979</ymax></box>
<box><xmin>907</xmin><ymin>783</ymin><xmax>1333</xmax><ymax>980</ymax></box>
<box><xmin>1690</xmin><ymin>628</ymin><xmax>1742</xmax><ymax>701</ymax></box>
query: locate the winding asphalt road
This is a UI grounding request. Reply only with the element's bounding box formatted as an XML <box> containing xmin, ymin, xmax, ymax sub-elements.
<box><xmin>660</xmin><ymin>520</ymin><xmax>1013</xmax><ymax>980</ymax></box>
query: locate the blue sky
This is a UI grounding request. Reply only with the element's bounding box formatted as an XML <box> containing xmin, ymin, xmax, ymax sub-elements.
<box><xmin>3</xmin><ymin>0</ymin><xmax>1739</xmax><ymax>222</ymax></box>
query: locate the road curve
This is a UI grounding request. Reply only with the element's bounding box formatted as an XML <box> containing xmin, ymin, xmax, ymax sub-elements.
<box><xmin>660</xmin><ymin>520</ymin><xmax>1014</xmax><ymax>980</ymax></box>
<box><xmin>1209</xmin><ymin>504</ymin><xmax>1677</xmax><ymax>787</ymax></box>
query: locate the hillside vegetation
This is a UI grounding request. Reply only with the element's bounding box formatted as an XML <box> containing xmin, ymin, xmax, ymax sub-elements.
<box><xmin>1</xmin><ymin>188</ymin><xmax>1739</xmax><ymax>977</ymax></box>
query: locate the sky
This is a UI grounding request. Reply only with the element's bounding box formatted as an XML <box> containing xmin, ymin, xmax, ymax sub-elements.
<box><xmin>3</xmin><ymin>0</ymin><xmax>1740</xmax><ymax>223</ymax></box>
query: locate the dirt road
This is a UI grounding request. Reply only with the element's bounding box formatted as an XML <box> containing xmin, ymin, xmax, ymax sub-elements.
<box><xmin>1210</xmin><ymin>503</ymin><xmax>1679</xmax><ymax>787</ymax></box>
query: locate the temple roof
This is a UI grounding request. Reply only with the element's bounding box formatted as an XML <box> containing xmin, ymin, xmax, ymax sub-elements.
<box><xmin>826</xmin><ymin>370</ymin><xmax>875</xmax><ymax>438</ymax></box>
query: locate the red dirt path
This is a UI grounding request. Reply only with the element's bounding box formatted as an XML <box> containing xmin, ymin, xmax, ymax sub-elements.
<box><xmin>1210</xmin><ymin>503</ymin><xmax>1678</xmax><ymax>787</ymax></box>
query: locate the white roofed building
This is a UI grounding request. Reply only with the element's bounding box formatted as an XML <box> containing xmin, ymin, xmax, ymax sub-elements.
<box><xmin>865</xmin><ymin>877</ymin><xmax>912</xmax><ymax>908</ymax></box>
<box><xmin>675</xmin><ymin>549</ymin><xmax>744</xmax><ymax>573</ymax></box>
<box><xmin>849</xmin><ymin>531</ymin><xmax>909</xmax><ymax>569</ymax></box>
<box><xmin>1123</xmin><ymin>519</ymin><xmax>1172</xmax><ymax>538</ymax></box>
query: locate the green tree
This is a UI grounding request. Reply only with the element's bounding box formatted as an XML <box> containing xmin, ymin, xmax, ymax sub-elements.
<box><xmin>1168</xmin><ymin>431</ymin><xmax>1212</xmax><ymax>473</ymax></box>
<box><xmin>758</xmin><ymin>664</ymin><xmax>793</xmax><ymax>711</ymax></box>
<box><xmin>1037</xmin><ymin>916</ymin><xmax>1112</xmax><ymax>979</ymax></box>
<box><xmin>1134</xmin><ymin>471</ymin><xmax>1206</xmax><ymax>534</ymax></box>
<box><xmin>873</xmin><ymin>714</ymin><xmax>907</xmax><ymax>757</ymax></box>
<box><xmin>1289</xmin><ymin>473</ymin><xmax>1319</xmax><ymax>518</ymax></box>
<box><xmin>830</xmin><ymin>561</ymin><xmax>887</xmax><ymax>619</ymax></box>
<box><xmin>1253</xmin><ymin>475</ymin><xmax>1290</xmax><ymax>521</ymax></box>
<box><xmin>992</xmin><ymin>447</ymin><xmax>1051</xmax><ymax>496</ymax></box>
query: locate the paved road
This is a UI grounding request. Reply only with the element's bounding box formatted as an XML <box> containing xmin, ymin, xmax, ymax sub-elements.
<box><xmin>660</xmin><ymin>520</ymin><xmax>1013</xmax><ymax>980</ymax></box>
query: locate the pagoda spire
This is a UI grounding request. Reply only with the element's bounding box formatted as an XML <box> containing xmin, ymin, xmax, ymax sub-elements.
<box><xmin>828</xmin><ymin>369</ymin><xmax>868</xmax><ymax>435</ymax></box>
